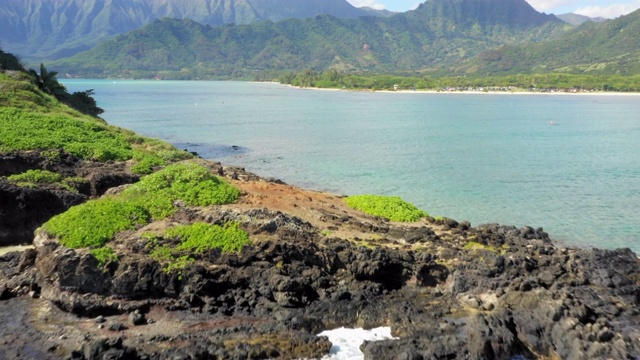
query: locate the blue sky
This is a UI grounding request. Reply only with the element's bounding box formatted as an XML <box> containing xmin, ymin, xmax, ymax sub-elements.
<box><xmin>347</xmin><ymin>0</ymin><xmax>640</xmax><ymax>18</ymax></box>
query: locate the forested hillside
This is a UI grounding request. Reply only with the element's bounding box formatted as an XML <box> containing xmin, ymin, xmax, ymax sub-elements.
<box><xmin>462</xmin><ymin>8</ymin><xmax>640</xmax><ymax>75</ymax></box>
<box><xmin>0</xmin><ymin>0</ymin><xmax>390</xmax><ymax>61</ymax></box>
<box><xmin>51</xmin><ymin>0</ymin><xmax>567</xmax><ymax>79</ymax></box>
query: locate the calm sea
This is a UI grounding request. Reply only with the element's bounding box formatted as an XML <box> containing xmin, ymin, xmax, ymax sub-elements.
<box><xmin>62</xmin><ymin>80</ymin><xmax>640</xmax><ymax>253</ymax></box>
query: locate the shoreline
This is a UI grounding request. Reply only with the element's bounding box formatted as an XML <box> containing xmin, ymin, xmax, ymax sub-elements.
<box><xmin>287</xmin><ymin>83</ymin><xmax>640</xmax><ymax>96</ymax></box>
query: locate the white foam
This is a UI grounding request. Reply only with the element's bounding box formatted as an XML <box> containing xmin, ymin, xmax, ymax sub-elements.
<box><xmin>318</xmin><ymin>327</ymin><xmax>397</xmax><ymax>360</ymax></box>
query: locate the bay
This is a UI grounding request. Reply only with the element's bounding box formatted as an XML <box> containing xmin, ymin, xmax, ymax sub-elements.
<box><xmin>62</xmin><ymin>80</ymin><xmax>640</xmax><ymax>253</ymax></box>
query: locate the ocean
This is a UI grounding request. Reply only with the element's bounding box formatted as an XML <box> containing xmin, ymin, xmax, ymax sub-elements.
<box><xmin>62</xmin><ymin>80</ymin><xmax>640</xmax><ymax>253</ymax></box>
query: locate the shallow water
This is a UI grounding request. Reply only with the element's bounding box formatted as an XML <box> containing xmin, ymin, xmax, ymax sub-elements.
<box><xmin>0</xmin><ymin>245</ymin><xmax>34</xmax><ymax>256</ymax></box>
<box><xmin>62</xmin><ymin>80</ymin><xmax>640</xmax><ymax>253</ymax></box>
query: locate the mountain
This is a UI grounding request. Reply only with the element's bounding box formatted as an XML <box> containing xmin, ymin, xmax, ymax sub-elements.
<box><xmin>0</xmin><ymin>0</ymin><xmax>389</xmax><ymax>62</ymax></box>
<box><xmin>555</xmin><ymin>13</ymin><xmax>607</xmax><ymax>26</ymax></box>
<box><xmin>462</xmin><ymin>8</ymin><xmax>640</xmax><ymax>75</ymax></box>
<box><xmin>50</xmin><ymin>0</ymin><xmax>567</xmax><ymax>78</ymax></box>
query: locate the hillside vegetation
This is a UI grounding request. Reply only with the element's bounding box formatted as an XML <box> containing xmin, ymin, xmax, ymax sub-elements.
<box><xmin>0</xmin><ymin>0</ymin><xmax>390</xmax><ymax>62</ymax></box>
<box><xmin>462</xmin><ymin>8</ymin><xmax>640</xmax><ymax>75</ymax></box>
<box><xmin>50</xmin><ymin>0</ymin><xmax>567</xmax><ymax>78</ymax></box>
<box><xmin>0</xmin><ymin>54</ymin><xmax>192</xmax><ymax>171</ymax></box>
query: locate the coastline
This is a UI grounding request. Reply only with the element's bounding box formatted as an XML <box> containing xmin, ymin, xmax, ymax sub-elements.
<box><xmin>3</xmin><ymin>74</ymin><xmax>640</xmax><ymax>359</ymax></box>
<box><xmin>287</xmin><ymin>83</ymin><xmax>640</xmax><ymax>96</ymax></box>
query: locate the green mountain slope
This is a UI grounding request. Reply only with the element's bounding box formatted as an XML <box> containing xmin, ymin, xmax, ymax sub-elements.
<box><xmin>0</xmin><ymin>0</ymin><xmax>390</xmax><ymax>62</ymax></box>
<box><xmin>51</xmin><ymin>0</ymin><xmax>567</xmax><ymax>78</ymax></box>
<box><xmin>555</xmin><ymin>13</ymin><xmax>607</xmax><ymax>26</ymax></box>
<box><xmin>462</xmin><ymin>9</ymin><xmax>640</xmax><ymax>75</ymax></box>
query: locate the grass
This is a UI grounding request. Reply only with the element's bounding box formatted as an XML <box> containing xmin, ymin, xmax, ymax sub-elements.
<box><xmin>42</xmin><ymin>162</ymin><xmax>240</xmax><ymax>248</ymax></box>
<box><xmin>345</xmin><ymin>194</ymin><xmax>428</xmax><ymax>222</ymax></box>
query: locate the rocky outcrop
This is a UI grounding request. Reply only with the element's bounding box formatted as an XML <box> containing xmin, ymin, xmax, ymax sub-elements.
<box><xmin>0</xmin><ymin>180</ymin><xmax>87</xmax><ymax>246</ymax></box>
<box><xmin>1</xmin><ymin>154</ymin><xmax>639</xmax><ymax>359</ymax></box>
<box><xmin>0</xmin><ymin>150</ymin><xmax>141</xmax><ymax>246</ymax></box>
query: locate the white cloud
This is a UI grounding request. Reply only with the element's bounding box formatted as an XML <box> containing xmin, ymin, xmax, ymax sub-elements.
<box><xmin>346</xmin><ymin>0</ymin><xmax>386</xmax><ymax>10</ymax></box>
<box><xmin>575</xmin><ymin>1</ymin><xmax>640</xmax><ymax>18</ymax></box>
<box><xmin>527</xmin><ymin>0</ymin><xmax>580</xmax><ymax>12</ymax></box>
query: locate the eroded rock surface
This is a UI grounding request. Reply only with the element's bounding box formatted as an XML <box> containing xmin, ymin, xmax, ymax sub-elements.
<box><xmin>1</xmin><ymin>157</ymin><xmax>639</xmax><ymax>360</ymax></box>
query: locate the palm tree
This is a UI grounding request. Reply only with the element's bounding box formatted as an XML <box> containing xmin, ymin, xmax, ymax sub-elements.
<box><xmin>29</xmin><ymin>63</ymin><xmax>67</xmax><ymax>98</ymax></box>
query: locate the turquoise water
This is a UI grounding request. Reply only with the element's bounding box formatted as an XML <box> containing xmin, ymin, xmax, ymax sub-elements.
<box><xmin>62</xmin><ymin>80</ymin><xmax>640</xmax><ymax>252</ymax></box>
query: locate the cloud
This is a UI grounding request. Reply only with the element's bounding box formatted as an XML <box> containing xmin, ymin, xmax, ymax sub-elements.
<box><xmin>346</xmin><ymin>0</ymin><xmax>386</xmax><ymax>10</ymax></box>
<box><xmin>527</xmin><ymin>0</ymin><xmax>580</xmax><ymax>12</ymax></box>
<box><xmin>575</xmin><ymin>1</ymin><xmax>640</xmax><ymax>18</ymax></box>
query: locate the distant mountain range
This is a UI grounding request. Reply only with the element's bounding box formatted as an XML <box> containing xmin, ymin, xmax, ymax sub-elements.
<box><xmin>462</xmin><ymin>8</ymin><xmax>640</xmax><ymax>75</ymax></box>
<box><xmin>555</xmin><ymin>13</ymin><xmax>607</xmax><ymax>26</ymax></box>
<box><xmin>50</xmin><ymin>0</ymin><xmax>568</xmax><ymax>78</ymax></box>
<box><xmin>0</xmin><ymin>0</ymin><xmax>392</xmax><ymax>61</ymax></box>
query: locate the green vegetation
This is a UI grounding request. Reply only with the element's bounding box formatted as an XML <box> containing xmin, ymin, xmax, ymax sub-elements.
<box><xmin>6</xmin><ymin>169</ymin><xmax>87</xmax><ymax>193</ymax></box>
<box><xmin>8</xmin><ymin>169</ymin><xmax>63</xmax><ymax>184</ymax></box>
<box><xmin>345</xmin><ymin>195</ymin><xmax>427</xmax><ymax>222</ymax></box>
<box><xmin>50</xmin><ymin>0</ymin><xmax>566</xmax><ymax>79</ymax></box>
<box><xmin>0</xmin><ymin>62</ymin><xmax>193</xmax><ymax>169</ymax></box>
<box><xmin>0</xmin><ymin>107</ymin><xmax>132</xmax><ymax>161</ymax></box>
<box><xmin>121</xmin><ymin>162</ymin><xmax>240</xmax><ymax>219</ymax></box>
<box><xmin>148</xmin><ymin>222</ymin><xmax>250</xmax><ymax>277</ymax></box>
<box><xmin>280</xmin><ymin>68</ymin><xmax>640</xmax><ymax>93</ymax></box>
<box><xmin>90</xmin><ymin>246</ymin><xmax>119</xmax><ymax>268</ymax></box>
<box><xmin>169</xmin><ymin>222</ymin><xmax>251</xmax><ymax>254</ymax></box>
<box><xmin>44</xmin><ymin>198</ymin><xmax>150</xmax><ymax>248</ymax></box>
<box><xmin>463</xmin><ymin>10</ymin><xmax>640</xmax><ymax>76</ymax></box>
<box><xmin>42</xmin><ymin>162</ymin><xmax>240</xmax><ymax>248</ymax></box>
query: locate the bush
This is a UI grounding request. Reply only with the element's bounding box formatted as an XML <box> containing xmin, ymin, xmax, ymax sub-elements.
<box><xmin>8</xmin><ymin>169</ymin><xmax>62</xmax><ymax>184</ymax></box>
<box><xmin>345</xmin><ymin>194</ymin><xmax>428</xmax><ymax>222</ymax></box>
<box><xmin>0</xmin><ymin>107</ymin><xmax>133</xmax><ymax>161</ymax></box>
<box><xmin>43</xmin><ymin>198</ymin><xmax>150</xmax><ymax>248</ymax></box>
<box><xmin>42</xmin><ymin>162</ymin><xmax>241</xmax><ymax>248</ymax></box>
<box><xmin>168</xmin><ymin>222</ymin><xmax>251</xmax><ymax>254</ymax></box>
<box><xmin>122</xmin><ymin>162</ymin><xmax>240</xmax><ymax>219</ymax></box>
<box><xmin>90</xmin><ymin>246</ymin><xmax>119</xmax><ymax>267</ymax></box>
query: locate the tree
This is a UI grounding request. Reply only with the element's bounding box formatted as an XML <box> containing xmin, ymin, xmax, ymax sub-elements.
<box><xmin>28</xmin><ymin>63</ymin><xmax>67</xmax><ymax>98</ymax></box>
<box><xmin>63</xmin><ymin>90</ymin><xmax>105</xmax><ymax>117</ymax></box>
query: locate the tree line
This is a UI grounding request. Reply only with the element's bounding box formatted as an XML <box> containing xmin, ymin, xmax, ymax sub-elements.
<box><xmin>277</xmin><ymin>69</ymin><xmax>640</xmax><ymax>93</ymax></box>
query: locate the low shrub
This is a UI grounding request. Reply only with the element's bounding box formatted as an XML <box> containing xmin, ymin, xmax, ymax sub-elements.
<box><xmin>148</xmin><ymin>222</ymin><xmax>249</xmax><ymax>278</ymax></box>
<box><xmin>8</xmin><ymin>169</ymin><xmax>62</xmax><ymax>184</ymax></box>
<box><xmin>169</xmin><ymin>222</ymin><xmax>251</xmax><ymax>254</ymax></box>
<box><xmin>90</xmin><ymin>246</ymin><xmax>119</xmax><ymax>267</ymax></box>
<box><xmin>43</xmin><ymin>198</ymin><xmax>150</xmax><ymax>248</ymax></box>
<box><xmin>42</xmin><ymin>162</ymin><xmax>240</xmax><ymax>248</ymax></box>
<box><xmin>0</xmin><ymin>107</ymin><xmax>132</xmax><ymax>161</ymax></box>
<box><xmin>345</xmin><ymin>194</ymin><xmax>427</xmax><ymax>222</ymax></box>
<box><xmin>122</xmin><ymin>162</ymin><xmax>240</xmax><ymax>219</ymax></box>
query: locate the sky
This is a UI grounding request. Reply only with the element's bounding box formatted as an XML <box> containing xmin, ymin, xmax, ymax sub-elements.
<box><xmin>347</xmin><ymin>0</ymin><xmax>640</xmax><ymax>19</ymax></box>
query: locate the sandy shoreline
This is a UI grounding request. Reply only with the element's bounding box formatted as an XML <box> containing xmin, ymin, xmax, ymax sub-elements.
<box><xmin>287</xmin><ymin>84</ymin><xmax>640</xmax><ymax>96</ymax></box>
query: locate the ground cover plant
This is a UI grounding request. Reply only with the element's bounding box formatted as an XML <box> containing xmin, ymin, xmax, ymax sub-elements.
<box><xmin>7</xmin><ymin>169</ymin><xmax>87</xmax><ymax>193</ymax></box>
<box><xmin>42</xmin><ymin>162</ymin><xmax>241</xmax><ymax>248</ymax></box>
<box><xmin>0</xmin><ymin>71</ymin><xmax>192</xmax><ymax>168</ymax></box>
<box><xmin>148</xmin><ymin>222</ymin><xmax>251</xmax><ymax>276</ymax></box>
<box><xmin>345</xmin><ymin>194</ymin><xmax>427</xmax><ymax>222</ymax></box>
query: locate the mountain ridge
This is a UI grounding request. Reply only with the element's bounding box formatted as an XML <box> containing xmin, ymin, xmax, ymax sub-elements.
<box><xmin>50</xmin><ymin>0</ymin><xmax>568</xmax><ymax>78</ymax></box>
<box><xmin>0</xmin><ymin>0</ymin><xmax>391</xmax><ymax>61</ymax></box>
<box><xmin>462</xmin><ymin>8</ymin><xmax>640</xmax><ymax>75</ymax></box>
